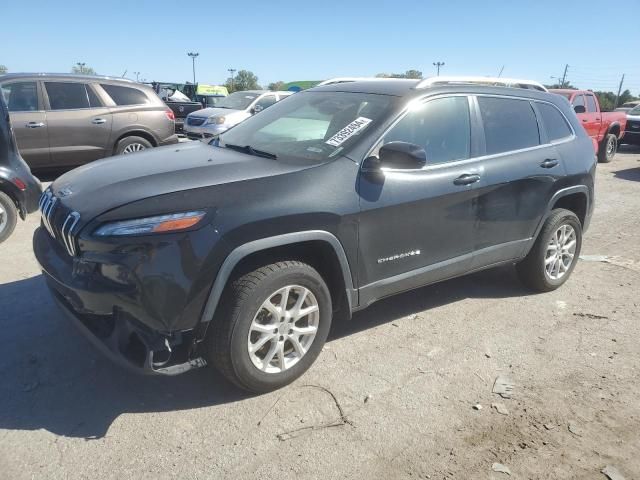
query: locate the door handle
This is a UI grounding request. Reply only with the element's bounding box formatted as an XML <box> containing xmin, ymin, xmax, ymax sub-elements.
<box><xmin>92</xmin><ymin>118</ymin><xmax>107</xmax><ymax>125</ymax></box>
<box><xmin>26</xmin><ymin>122</ymin><xmax>45</xmax><ymax>128</ymax></box>
<box><xmin>453</xmin><ymin>173</ymin><xmax>481</xmax><ymax>186</ymax></box>
<box><xmin>582</xmin><ymin>119</ymin><xmax>588</xmax><ymax>122</ymax></box>
<box><xmin>540</xmin><ymin>158</ymin><xmax>559</xmax><ymax>169</ymax></box>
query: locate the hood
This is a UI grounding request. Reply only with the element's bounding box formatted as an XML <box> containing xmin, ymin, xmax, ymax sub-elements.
<box><xmin>50</xmin><ymin>141</ymin><xmax>312</xmax><ymax>220</ymax></box>
<box><xmin>188</xmin><ymin>107</ymin><xmax>243</xmax><ymax>118</ymax></box>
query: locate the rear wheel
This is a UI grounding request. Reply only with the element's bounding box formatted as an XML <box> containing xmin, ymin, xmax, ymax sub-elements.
<box><xmin>206</xmin><ymin>261</ymin><xmax>332</xmax><ymax>393</ymax></box>
<box><xmin>0</xmin><ymin>191</ymin><xmax>18</xmax><ymax>244</ymax></box>
<box><xmin>516</xmin><ymin>208</ymin><xmax>582</xmax><ymax>292</ymax></box>
<box><xmin>598</xmin><ymin>133</ymin><xmax>617</xmax><ymax>163</ymax></box>
<box><xmin>115</xmin><ymin>136</ymin><xmax>153</xmax><ymax>155</ymax></box>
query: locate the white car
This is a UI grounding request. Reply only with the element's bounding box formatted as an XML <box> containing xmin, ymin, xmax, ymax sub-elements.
<box><xmin>184</xmin><ymin>90</ymin><xmax>292</xmax><ymax>138</ymax></box>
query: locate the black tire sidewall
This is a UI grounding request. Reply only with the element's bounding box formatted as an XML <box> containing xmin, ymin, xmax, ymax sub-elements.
<box><xmin>116</xmin><ymin>136</ymin><xmax>152</xmax><ymax>155</ymax></box>
<box><xmin>0</xmin><ymin>192</ymin><xmax>18</xmax><ymax>244</ymax></box>
<box><xmin>228</xmin><ymin>265</ymin><xmax>332</xmax><ymax>392</ymax></box>
<box><xmin>599</xmin><ymin>134</ymin><xmax>617</xmax><ymax>163</ymax></box>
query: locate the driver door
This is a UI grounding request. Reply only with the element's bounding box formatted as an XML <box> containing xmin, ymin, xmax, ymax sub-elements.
<box><xmin>357</xmin><ymin>95</ymin><xmax>481</xmax><ymax>305</ymax></box>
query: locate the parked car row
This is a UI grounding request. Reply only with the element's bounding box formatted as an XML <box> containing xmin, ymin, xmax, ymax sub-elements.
<box><xmin>0</xmin><ymin>73</ymin><xmax>178</xmax><ymax>170</ymax></box>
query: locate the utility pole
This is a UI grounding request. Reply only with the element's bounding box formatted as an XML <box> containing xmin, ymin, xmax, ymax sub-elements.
<box><xmin>497</xmin><ymin>65</ymin><xmax>505</xmax><ymax>78</ymax></box>
<box><xmin>76</xmin><ymin>62</ymin><xmax>86</xmax><ymax>74</ymax></box>
<box><xmin>560</xmin><ymin>64</ymin><xmax>569</xmax><ymax>88</ymax></box>
<box><xmin>133</xmin><ymin>71</ymin><xmax>140</xmax><ymax>82</ymax></box>
<box><xmin>433</xmin><ymin>61</ymin><xmax>445</xmax><ymax>76</ymax></box>
<box><xmin>228</xmin><ymin>68</ymin><xmax>236</xmax><ymax>91</ymax></box>
<box><xmin>614</xmin><ymin>73</ymin><xmax>625</xmax><ymax>109</ymax></box>
<box><xmin>187</xmin><ymin>52</ymin><xmax>199</xmax><ymax>85</ymax></box>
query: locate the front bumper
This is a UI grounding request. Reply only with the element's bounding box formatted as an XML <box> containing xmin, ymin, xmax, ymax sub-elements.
<box><xmin>184</xmin><ymin>123</ymin><xmax>230</xmax><ymax>139</ymax></box>
<box><xmin>622</xmin><ymin>130</ymin><xmax>640</xmax><ymax>145</ymax></box>
<box><xmin>33</xmin><ymin>225</ymin><xmax>213</xmax><ymax>375</ymax></box>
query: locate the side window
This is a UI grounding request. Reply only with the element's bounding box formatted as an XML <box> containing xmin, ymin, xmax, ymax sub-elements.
<box><xmin>2</xmin><ymin>82</ymin><xmax>39</xmax><ymax>112</ymax></box>
<box><xmin>382</xmin><ymin>96</ymin><xmax>471</xmax><ymax>165</ymax></box>
<box><xmin>45</xmin><ymin>82</ymin><xmax>90</xmax><ymax>110</ymax></box>
<box><xmin>572</xmin><ymin>94</ymin><xmax>585</xmax><ymax>108</ymax></box>
<box><xmin>537</xmin><ymin>102</ymin><xmax>572</xmax><ymax>142</ymax></box>
<box><xmin>86</xmin><ymin>85</ymin><xmax>103</xmax><ymax>107</ymax></box>
<box><xmin>585</xmin><ymin>95</ymin><xmax>598</xmax><ymax>113</ymax></box>
<box><xmin>254</xmin><ymin>95</ymin><xmax>277</xmax><ymax>111</ymax></box>
<box><xmin>478</xmin><ymin>96</ymin><xmax>540</xmax><ymax>155</ymax></box>
<box><xmin>101</xmin><ymin>84</ymin><xmax>149</xmax><ymax>106</ymax></box>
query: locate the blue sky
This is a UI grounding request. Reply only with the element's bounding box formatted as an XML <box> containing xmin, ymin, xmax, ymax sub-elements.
<box><xmin>2</xmin><ymin>0</ymin><xmax>639</xmax><ymax>94</ymax></box>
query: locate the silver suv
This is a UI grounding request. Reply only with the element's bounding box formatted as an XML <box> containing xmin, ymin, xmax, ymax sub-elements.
<box><xmin>0</xmin><ymin>73</ymin><xmax>178</xmax><ymax>169</ymax></box>
<box><xmin>184</xmin><ymin>90</ymin><xmax>292</xmax><ymax>139</ymax></box>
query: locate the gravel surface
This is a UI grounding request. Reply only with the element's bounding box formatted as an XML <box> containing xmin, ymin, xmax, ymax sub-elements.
<box><xmin>1</xmin><ymin>147</ymin><xmax>639</xmax><ymax>479</ymax></box>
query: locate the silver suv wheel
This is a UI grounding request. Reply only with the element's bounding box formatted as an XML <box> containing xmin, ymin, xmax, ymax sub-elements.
<box><xmin>122</xmin><ymin>143</ymin><xmax>147</xmax><ymax>154</ymax></box>
<box><xmin>0</xmin><ymin>203</ymin><xmax>7</xmax><ymax>234</ymax></box>
<box><xmin>544</xmin><ymin>224</ymin><xmax>577</xmax><ymax>280</ymax></box>
<box><xmin>248</xmin><ymin>285</ymin><xmax>320</xmax><ymax>373</ymax></box>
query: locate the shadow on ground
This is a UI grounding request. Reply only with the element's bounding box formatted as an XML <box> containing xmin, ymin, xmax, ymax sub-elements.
<box><xmin>0</xmin><ymin>266</ymin><xmax>530</xmax><ymax>439</ymax></box>
<box><xmin>613</xmin><ymin>166</ymin><xmax>640</xmax><ymax>182</ymax></box>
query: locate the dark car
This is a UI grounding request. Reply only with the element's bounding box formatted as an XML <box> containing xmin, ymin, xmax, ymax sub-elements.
<box><xmin>0</xmin><ymin>73</ymin><xmax>178</xmax><ymax>170</ymax></box>
<box><xmin>0</xmin><ymin>92</ymin><xmax>41</xmax><ymax>243</ymax></box>
<box><xmin>33</xmin><ymin>78</ymin><xmax>596</xmax><ymax>393</ymax></box>
<box><xmin>622</xmin><ymin>104</ymin><xmax>640</xmax><ymax>145</ymax></box>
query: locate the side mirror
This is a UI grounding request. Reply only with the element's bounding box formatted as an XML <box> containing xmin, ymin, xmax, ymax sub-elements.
<box><xmin>252</xmin><ymin>104</ymin><xmax>263</xmax><ymax>114</ymax></box>
<box><xmin>574</xmin><ymin>105</ymin><xmax>586</xmax><ymax>114</ymax></box>
<box><xmin>378</xmin><ymin>142</ymin><xmax>426</xmax><ymax>169</ymax></box>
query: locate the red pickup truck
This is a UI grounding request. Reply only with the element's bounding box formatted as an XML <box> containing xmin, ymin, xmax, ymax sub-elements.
<box><xmin>550</xmin><ymin>89</ymin><xmax>627</xmax><ymax>163</ymax></box>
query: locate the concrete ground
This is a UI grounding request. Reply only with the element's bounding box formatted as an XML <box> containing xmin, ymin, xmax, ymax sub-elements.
<box><xmin>1</xmin><ymin>147</ymin><xmax>639</xmax><ymax>479</ymax></box>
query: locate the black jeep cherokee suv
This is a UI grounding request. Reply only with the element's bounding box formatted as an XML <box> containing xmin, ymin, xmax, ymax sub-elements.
<box><xmin>34</xmin><ymin>79</ymin><xmax>595</xmax><ymax>392</ymax></box>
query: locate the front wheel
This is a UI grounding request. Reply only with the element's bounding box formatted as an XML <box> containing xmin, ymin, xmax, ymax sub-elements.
<box><xmin>598</xmin><ymin>133</ymin><xmax>617</xmax><ymax>163</ymax></box>
<box><xmin>516</xmin><ymin>208</ymin><xmax>582</xmax><ymax>292</ymax></box>
<box><xmin>206</xmin><ymin>261</ymin><xmax>332</xmax><ymax>393</ymax></box>
<box><xmin>0</xmin><ymin>191</ymin><xmax>18</xmax><ymax>244</ymax></box>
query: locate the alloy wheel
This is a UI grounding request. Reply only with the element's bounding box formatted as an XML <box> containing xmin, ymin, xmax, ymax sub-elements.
<box><xmin>122</xmin><ymin>143</ymin><xmax>147</xmax><ymax>154</ymax></box>
<box><xmin>606</xmin><ymin>136</ymin><xmax>615</xmax><ymax>156</ymax></box>
<box><xmin>247</xmin><ymin>285</ymin><xmax>320</xmax><ymax>373</ymax></box>
<box><xmin>0</xmin><ymin>203</ymin><xmax>7</xmax><ymax>234</ymax></box>
<box><xmin>544</xmin><ymin>224</ymin><xmax>577</xmax><ymax>280</ymax></box>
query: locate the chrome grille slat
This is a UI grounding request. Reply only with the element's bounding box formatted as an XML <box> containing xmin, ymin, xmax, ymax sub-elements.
<box><xmin>39</xmin><ymin>189</ymin><xmax>81</xmax><ymax>257</ymax></box>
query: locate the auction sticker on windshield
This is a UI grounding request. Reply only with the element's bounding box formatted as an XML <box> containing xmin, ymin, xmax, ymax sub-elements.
<box><xmin>325</xmin><ymin>117</ymin><xmax>372</xmax><ymax>147</ymax></box>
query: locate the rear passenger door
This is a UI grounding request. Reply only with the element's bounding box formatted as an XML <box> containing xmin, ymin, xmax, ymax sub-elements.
<box><xmin>472</xmin><ymin>96</ymin><xmax>567</xmax><ymax>268</ymax></box>
<box><xmin>0</xmin><ymin>81</ymin><xmax>50</xmax><ymax>168</ymax></box>
<box><xmin>44</xmin><ymin>81</ymin><xmax>113</xmax><ymax>166</ymax></box>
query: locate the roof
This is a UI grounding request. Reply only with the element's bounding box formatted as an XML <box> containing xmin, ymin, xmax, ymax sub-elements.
<box><xmin>0</xmin><ymin>72</ymin><xmax>139</xmax><ymax>84</ymax></box>
<box><xmin>312</xmin><ymin>78</ymin><xmax>420</xmax><ymax>96</ymax></box>
<box><xmin>416</xmin><ymin>76</ymin><xmax>547</xmax><ymax>92</ymax></box>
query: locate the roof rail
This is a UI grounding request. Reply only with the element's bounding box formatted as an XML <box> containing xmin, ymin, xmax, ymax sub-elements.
<box><xmin>317</xmin><ymin>77</ymin><xmax>377</xmax><ymax>86</ymax></box>
<box><xmin>415</xmin><ymin>76</ymin><xmax>548</xmax><ymax>92</ymax></box>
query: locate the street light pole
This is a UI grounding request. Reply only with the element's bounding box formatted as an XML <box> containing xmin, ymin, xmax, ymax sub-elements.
<box><xmin>187</xmin><ymin>52</ymin><xmax>199</xmax><ymax>85</ymax></box>
<box><xmin>433</xmin><ymin>61</ymin><xmax>445</xmax><ymax>76</ymax></box>
<box><xmin>228</xmin><ymin>68</ymin><xmax>236</xmax><ymax>92</ymax></box>
<box><xmin>133</xmin><ymin>71</ymin><xmax>140</xmax><ymax>82</ymax></box>
<box><xmin>76</xmin><ymin>62</ymin><xmax>86</xmax><ymax>74</ymax></box>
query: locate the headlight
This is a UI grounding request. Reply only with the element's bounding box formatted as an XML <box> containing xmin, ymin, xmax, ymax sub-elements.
<box><xmin>206</xmin><ymin>116</ymin><xmax>226</xmax><ymax>125</ymax></box>
<box><xmin>94</xmin><ymin>211</ymin><xmax>206</xmax><ymax>236</ymax></box>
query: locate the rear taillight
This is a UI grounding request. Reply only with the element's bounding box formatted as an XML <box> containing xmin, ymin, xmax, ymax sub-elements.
<box><xmin>12</xmin><ymin>177</ymin><xmax>27</xmax><ymax>191</ymax></box>
<box><xmin>165</xmin><ymin>109</ymin><xmax>175</xmax><ymax>121</ymax></box>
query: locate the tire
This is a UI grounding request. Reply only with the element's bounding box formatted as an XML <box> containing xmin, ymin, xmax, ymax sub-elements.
<box><xmin>516</xmin><ymin>208</ymin><xmax>582</xmax><ymax>292</ymax></box>
<box><xmin>0</xmin><ymin>191</ymin><xmax>18</xmax><ymax>244</ymax></box>
<box><xmin>206</xmin><ymin>261</ymin><xmax>332</xmax><ymax>393</ymax></box>
<box><xmin>598</xmin><ymin>133</ymin><xmax>617</xmax><ymax>163</ymax></box>
<box><xmin>115</xmin><ymin>136</ymin><xmax>153</xmax><ymax>155</ymax></box>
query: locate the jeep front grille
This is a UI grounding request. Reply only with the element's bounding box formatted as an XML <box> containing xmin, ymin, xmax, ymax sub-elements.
<box><xmin>39</xmin><ymin>190</ymin><xmax>81</xmax><ymax>257</ymax></box>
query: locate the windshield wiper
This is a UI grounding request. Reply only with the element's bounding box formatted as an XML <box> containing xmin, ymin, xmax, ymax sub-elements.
<box><xmin>224</xmin><ymin>143</ymin><xmax>278</xmax><ymax>160</ymax></box>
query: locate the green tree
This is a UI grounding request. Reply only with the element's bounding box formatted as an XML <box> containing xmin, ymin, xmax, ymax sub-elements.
<box><xmin>268</xmin><ymin>81</ymin><xmax>286</xmax><ymax>91</ymax></box>
<box><xmin>225</xmin><ymin>70</ymin><xmax>260</xmax><ymax>92</ymax></box>
<box><xmin>71</xmin><ymin>64</ymin><xmax>96</xmax><ymax>75</ymax></box>
<box><xmin>376</xmin><ymin>69</ymin><xmax>422</xmax><ymax>79</ymax></box>
<box><xmin>0</xmin><ymin>65</ymin><xmax>7</xmax><ymax>75</ymax></box>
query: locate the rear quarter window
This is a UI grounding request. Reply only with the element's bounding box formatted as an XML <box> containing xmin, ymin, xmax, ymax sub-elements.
<box><xmin>101</xmin><ymin>84</ymin><xmax>150</xmax><ymax>106</ymax></box>
<box><xmin>478</xmin><ymin>96</ymin><xmax>540</xmax><ymax>155</ymax></box>
<box><xmin>536</xmin><ymin>102</ymin><xmax>573</xmax><ymax>142</ymax></box>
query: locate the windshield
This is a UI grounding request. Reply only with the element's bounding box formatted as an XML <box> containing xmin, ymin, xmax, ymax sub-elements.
<box><xmin>217</xmin><ymin>91</ymin><xmax>397</xmax><ymax>164</ymax></box>
<box><xmin>629</xmin><ymin>105</ymin><xmax>640</xmax><ymax>116</ymax></box>
<box><xmin>214</xmin><ymin>91</ymin><xmax>260</xmax><ymax>110</ymax></box>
